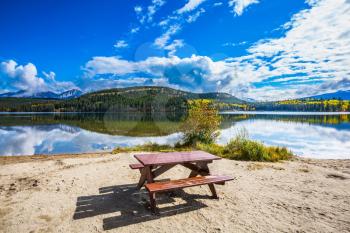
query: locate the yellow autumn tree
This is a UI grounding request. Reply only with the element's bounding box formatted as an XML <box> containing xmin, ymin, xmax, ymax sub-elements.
<box><xmin>181</xmin><ymin>99</ymin><xmax>221</xmax><ymax>146</ymax></box>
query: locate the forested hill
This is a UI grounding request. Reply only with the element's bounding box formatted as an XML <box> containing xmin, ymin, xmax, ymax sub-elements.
<box><xmin>0</xmin><ymin>86</ymin><xmax>245</xmax><ymax>112</ymax></box>
<box><xmin>87</xmin><ymin>86</ymin><xmax>244</xmax><ymax>104</ymax></box>
<box><xmin>252</xmin><ymin>99</ymin><xmax>350</xmax><ymax>112</ymax></box>
<box><xmin>1</xmin><ymin>86</ymin><xmax>349</xmax><ymax>112</ymax></box>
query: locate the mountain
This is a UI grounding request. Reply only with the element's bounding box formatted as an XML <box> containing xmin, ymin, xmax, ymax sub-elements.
<box><xmin>0</xmin><ymin>89</ymin><xmax>82</xmax><ymax>99</ymax></box>
<box><xmin>57</xmin><ymin>89</ymin><xmax>83</xmax><ymax>99</ymax></box>
<box><xmin>306</xmin><ymin>90</ymin><xmax>350</xmax><ymax>100</ymax></box>
<box><xmin>0</xmin><ymin>86</ymin><xmax>245</xmax><ymax>112</ymax></box>
<box><xmin>31</xmin><ymin>91</ymin><xmax>60</xmax><ymax>99</ymax></box>
<box><xmin>0</xmin><ymin>90</ymin><xmax>27</xmax><ymax>98</ymax></box>
<box><xmin>88</xmin><ymin>86</ymin><xmax>245</xmax><ymax>104</ymax></box>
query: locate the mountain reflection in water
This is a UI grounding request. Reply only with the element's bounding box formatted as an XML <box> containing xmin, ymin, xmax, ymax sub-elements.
<box><xmin>0</xmin><ymin>112</ymin><xmax>349</xmax><ymax>158</ymax></box>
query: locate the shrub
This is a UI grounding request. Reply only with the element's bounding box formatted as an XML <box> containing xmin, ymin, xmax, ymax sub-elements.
<box><xmin>220</xmin><ymin>129</ymin><xmax>293</xmax><ymax>162</ymax></box>
<box><xmin>181</xmin><ymin>99</ymin><xmax>221</xmax><ymax>146</ymax></box>
<box><xmin>195</xmin><ymin>142</ymin><xmax>225</xmax><ymax>157</ymax></box>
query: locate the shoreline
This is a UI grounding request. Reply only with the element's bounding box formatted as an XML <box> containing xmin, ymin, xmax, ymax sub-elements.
<box><xmin>1</xmin><ymin>152</ymin><xmax>349</xmax><ymax>165</ymax></box>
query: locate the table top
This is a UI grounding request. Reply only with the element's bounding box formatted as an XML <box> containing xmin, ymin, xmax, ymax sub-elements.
<box><xmin>134</xmin><ymin>151</ymin><xmax>221</xmax><ymax>166</ymax></box>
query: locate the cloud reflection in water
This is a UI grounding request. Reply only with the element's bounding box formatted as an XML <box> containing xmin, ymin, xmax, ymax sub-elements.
<box><xmin>0</xmin><ymin>125</ymin><xmax>182</xmax><ymax>156</ymax></box>
<box><xmin>218</xmin><ymin>119</ymin><xmax>350</xmax><ymax>159</ymax></box>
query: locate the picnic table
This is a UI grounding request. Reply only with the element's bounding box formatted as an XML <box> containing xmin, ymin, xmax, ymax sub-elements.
<box><xmin>129</xmin><ymin>151</ymin><xmax>233</xmax><ymax>213</ymax></box>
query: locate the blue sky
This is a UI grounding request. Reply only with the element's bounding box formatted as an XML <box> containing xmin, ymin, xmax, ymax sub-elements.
<box><xmin>0</xmin><ymin>0</ymin><xmax>349</xmax><ymax>100</ymax></box>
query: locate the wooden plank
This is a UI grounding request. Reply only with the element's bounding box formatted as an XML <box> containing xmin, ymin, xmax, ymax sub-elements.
<box><xmin>134</xmin><ymin>151</ymin><xmax>220</xmax><ymax>166</ymax></box>
<box><xmin>145</xmin><ymin>175</ymin><xmax>233</xmax><ymax>193</ymax></box>
<box><xmin>182</xmin><ymin>162</ymin><xmax>210</xmax><ymax>177</ymax></box>
<box><xmin>145</xmin><ymin>166</ymin><xmax>154</xmax><ymax>183</ymax></box>
<box><xmin>152</xmin><ymin>164</ymin><xmax>176</xmax><ymax>178</ymax></box>
<box><xmin>136</xmin><ymin>168</ymin><xmax>147</xmax><ymax>189</ymax></box>
<box><xmin>129</xmin><ymin>163</ymin><xmax>144</xmax><ymax>169</ymax></box>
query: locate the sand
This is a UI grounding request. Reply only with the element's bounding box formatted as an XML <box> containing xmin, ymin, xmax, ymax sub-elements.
<box><xmin>0</xmin><ymin>153</ymin><xmax>349</xmax><ymax>233</ymax></box>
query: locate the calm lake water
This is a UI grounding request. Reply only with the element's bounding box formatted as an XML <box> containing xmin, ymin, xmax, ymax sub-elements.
<box><xmin>0</xmin><ymin>112</ymin><xmax>349</xmax><ymax>159</ymax></box>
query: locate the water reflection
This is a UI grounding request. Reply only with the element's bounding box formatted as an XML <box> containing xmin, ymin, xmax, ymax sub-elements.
<box><xmin>0</xmin><ymin>124</ymin><xmax>181</xmax><ymax>156</ymax></box>
<box><xmin>0</xmin><ymin>112</ymin><xmax>349</xmax><ymax>158</ymax></box>
<box><xmin>218</xmin><ymin>119</ymin><xmax>350</xmax><ymax>159</ymax></box>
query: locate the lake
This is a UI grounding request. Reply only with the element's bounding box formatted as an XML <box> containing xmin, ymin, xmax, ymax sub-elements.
<box><xmin>0</xmin><ymin>112</ymin><xmax>349</xmax><ymax>159</ymax></box>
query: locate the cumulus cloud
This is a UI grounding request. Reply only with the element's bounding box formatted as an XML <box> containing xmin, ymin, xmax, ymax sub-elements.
<box><xmin>0</xmin><ymin>60</ymin><xmax>77</xmax><ymax>94</ymax></box>
<box><xmin>82</xmin><ymin>55</ymin><xmax>238</xmax><ymax>93</ymax></box>
<box><xmin>0</xmin><ymin>60</ymin><xmax>46</xmax><ymax>93</ymax></box>
<box><xmin>228</xmin><ymin>0</ymin><xmax>259</xmax><ymax>16</ymax></box>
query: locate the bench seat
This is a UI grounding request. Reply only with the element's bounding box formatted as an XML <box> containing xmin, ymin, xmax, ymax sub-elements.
<box><xmin>145</xmin><ymin>175</ymin><xmax>233</xmax><ymax>213</ymax></box>
<box><xmin>145</xmin><ymin>175</ymin><xmax>233</xmax><ymax>193</ymax></box>
<box><xmin>129</xmin><ymin>163</ymin><xmax>144</xmax><ymax>169</ymax></box>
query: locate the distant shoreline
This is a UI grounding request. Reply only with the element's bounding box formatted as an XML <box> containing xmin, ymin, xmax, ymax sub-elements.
<box><xmin>220</xmin><ymin>111</ymin><xmax>350</xmax><ymax>115</ymax></box>
<box><xmin>0</xmin><ymin>111</ymin><xmax>350</xmax><ymax>115</ymax></box>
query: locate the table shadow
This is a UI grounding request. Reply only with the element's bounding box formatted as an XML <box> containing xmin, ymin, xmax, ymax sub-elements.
<box><xmin>73</xmin><ymin>182</ymin><xmax>210</xmax><ymax>230</ymax></box>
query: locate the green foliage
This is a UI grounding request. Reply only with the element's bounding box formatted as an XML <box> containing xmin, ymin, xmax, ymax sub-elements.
<box><xmin>254</xmin><ymin>98</ymin><xmax>350</xmax><ymax>112</ymax></box>
<box><xmin>219</xmin><ymin>129</ymin><xmax>292</xmax><ymax>162</ymax></box>
<box><xmin>195</xmin><ymin>129</ymin><xmax>292</xmax><ymax>162</ymax></box>
<box><xmin>195</xmin><ymin>142</ymin><xmax>225</xmax><ymax>157</ymax></box>
<box><xmin>181</xmin><ymin>99</ymin><xmax>221</xmax><ymax>146</ymax></box>
<box><xmin>112</xmin><ymin>142</ymin><xmax>191</xmax><ymax>154</ymax></box>
<box><xmin>0</xmin><ymin>86</ymin><xmax>244</xmax><ymax>113</ymax></box>
<box><xmin>113</xmin><ymin>129</ymin><xmax>293</xmax><ymax>162</ymax></box>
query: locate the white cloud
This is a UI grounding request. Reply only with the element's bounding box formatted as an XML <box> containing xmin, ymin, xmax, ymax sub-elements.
<box><xmin>134</xmin><ymin>6</ymin><xmax>142</xmax><ymax>14</ymax></box>
<box><xmin>130</xmin><ymin>27</ymin><xmax>140</xmax><ymax>34</ymax></box>
<box><xmin>135</xmin><ymin>0</ymin><xmax>166</xmax><ymax>25</ymax></box>
<box><xmin>213</xmin><ymin>2</ymin><xmax>223</xmax><ymax>7</ymax></box>
<box><xmin>154</xmin><ymin>24</ymin><xmax>181</xmax><ymax>48</ymax></box>
<box><xmin>228</xmin><ymin>0</ymin><xmax>259</xmax><ymax>16</ymax></box>
<box><xmin>0</xmin><ymin>60</ymin><xmax>77</xmax><ymax>94</ymax></box>
<box><xmin>146</xmin><ymin>0</ymin><xmax>166</xmax><ymax>23</ymax></box>
<box><xmin>83</xmin><ymin>55</ymin><xmax>238</xmax><ymax>93</ymax></box>
<box><xmin>177</xmin><ymin>0</ymin><xmax>207</xmax><ymax>14</ymax></box>
<box><xmin>234</xmin><ymin>0</ymin><xmax>350</xmax><ymax>100</ymax></box>
<box><xmin>187</xmin><ymin>8</ymin><xmax>206</xmax><ymax>23</ymax></box>
<box><xmin>222</xmin><ymin>41</ymin><xmax>247</xmax><ymax>47</ymax></box>
<box><xmin>86</xmin><ymin>0</ymin><xmax>349</xmax><ymax>101</ymax></box>
<box><xmin>0</xmin><ymin>60</ymin><xmax>46</xmax><ymax>93</ymax></box>
<box><xmin>114</xmin><ymin>40</ymin><xmax>128</xmax><ymax>48</ymax></box>
<box><xmin>164</xmin><ymin>39</ymin><xmax>185</xmax><ymax>56</ymax></box>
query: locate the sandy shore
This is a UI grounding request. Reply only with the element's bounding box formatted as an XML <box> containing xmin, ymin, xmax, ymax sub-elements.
<box><xmin>0</xmin><ymin>153</ymin><xmax>349</xmax><ymax>233</ymax></box>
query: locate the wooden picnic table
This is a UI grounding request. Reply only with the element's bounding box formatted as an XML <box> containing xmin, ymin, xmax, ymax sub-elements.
<box><xmin>130</xmin><ymin>150</ymin><xmax>233</xmax><ymax>213</ymax></box>
<box><xmin>134</xmin><ymin>150</ymin><xmax>221</xmax><ymax>188</ymax></box>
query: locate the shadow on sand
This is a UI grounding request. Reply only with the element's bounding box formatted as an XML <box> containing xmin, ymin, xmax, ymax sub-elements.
<box><xmin>73</xmin><ymin>182</ymin><xmax>211</xmax><ymax>230</ymax></box>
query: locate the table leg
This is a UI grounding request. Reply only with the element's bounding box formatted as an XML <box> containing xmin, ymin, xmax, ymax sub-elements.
<box><xmin>203</xmin><ymin>163</ymin><xmax>219</xmax><ymax>198</ymax></box>
<box><xmin>148</xmin><ymin>192</ymin><xmax>157</xmax><ymax>213</ymax></box>
<box><xmin>208</xmin><ymin>184</ymin><xmax>218</xmax><ymax>199</ymax></box>
<box><xmin>184</xmin><ymin>161</ymin><xmax>210</xmax><ymax>177</ymax></box>
<box><xmin>136</xmin><ymin>168</ymin><xmax>147</xmax><ymax>189</ymax></box>
<box><xmin>145</xmin><ymin>166</ymin><xmax>154</xmax><ymax>183</ymax></box>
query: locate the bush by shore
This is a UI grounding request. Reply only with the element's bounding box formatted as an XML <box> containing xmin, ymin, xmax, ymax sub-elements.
<box><xmin>112</xmin><ymin>134</ymin><xmax>293</xmax><ymax>162</ymax></box>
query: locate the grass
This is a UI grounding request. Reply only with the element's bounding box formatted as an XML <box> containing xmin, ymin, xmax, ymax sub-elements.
<box><xmin>112</xmin><ymin>142</ymin><xmax>192</xmax><ymax>154</ymax></box>
<box><xmin>113</xmin><ymin>132</ymin><xmax>293</xmax><ymax>162</ymax></box>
